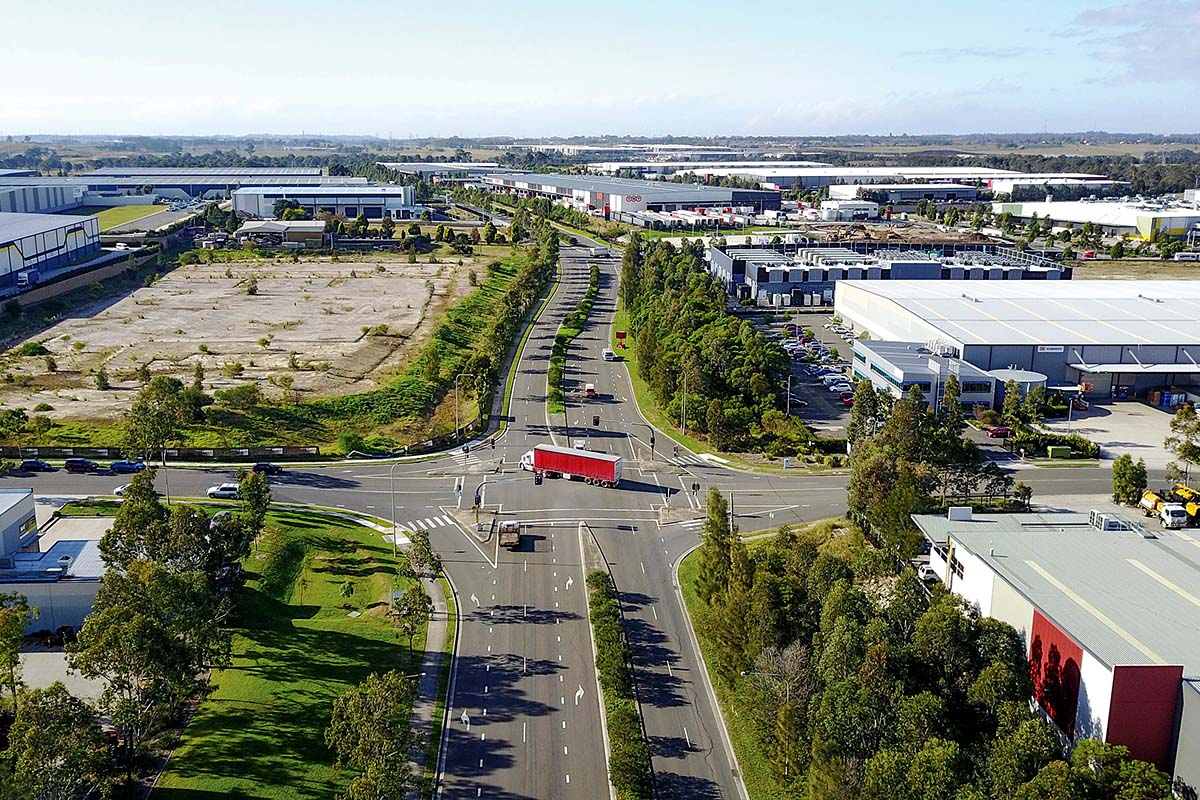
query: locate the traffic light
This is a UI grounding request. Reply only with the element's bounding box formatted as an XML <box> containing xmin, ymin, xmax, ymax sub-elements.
<box><xmin>534</xmin><ymin>473</ymin><xmax>543</xmax><ymax>485</ymax></box>
<box><xmin>473</xmin><ymin>494</ymin><xmax>481</xmax><ymax>508</ymax></box>
<box><xmin>592</xmin><ymin>415</ymin><xmax>600</xmax><ymax>427</ymax></box>
<box><xmin>650</xmin><ymin>435</ymin><xmax>655</xmax><ymax>447</ymax></box>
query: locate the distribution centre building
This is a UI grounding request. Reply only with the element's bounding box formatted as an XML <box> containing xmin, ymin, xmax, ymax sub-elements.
<box><xmin>993</xmin><ymin>199</ymin><xmax>1200</xmax><ymax>240</ymax></box>
<box><xmin>834</xmin><ymin>280</ymin><xmax>1200</xmax><ymax>399</ymax></box>
<box><xmin>709</xmin><ymin>245</ymin><xmax>1066</xmax><ymax>307</ymax></box>
<box><xmin>0</xmin><ymin>173</ymin><xmax>368</xmax><ymax>201</ymax></box>
<box><xmin>0</xmin><ymin>212</ymin><xmax>100</xmax><ymax>283</ymax></box>
<box><xmin>913</xmin><ymin>508</ymin><xmax>1200</xmax><ymax>786</ymax></box>
<box><xmin>0</xmin><ymin>183</ymin><xmax>85</xmax><ymax>214</ymax></box>
<box><xmin>829</xmin><ymin>183</ymin><xmax>978</xmax><ymax>203</ymax></box>
<box><xmin>480</xmin><ymin>172</ymin><xmax>781</xmax><ymax>214</ymax></box>
<box><xmin>231</xmin><ymin>185</ymin><xmax>421</xmax><ymax>219</ymax></box>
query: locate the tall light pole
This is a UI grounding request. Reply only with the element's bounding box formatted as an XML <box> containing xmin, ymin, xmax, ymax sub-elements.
<box><xmin>389</xmin><ymin>461</ymin><xmax>405</xmax><ymax>558</ymax></box>
<box><xmin>454</xmin><ymin>372</ymin><xmax>479</xmax><ymax>443</ymax></box>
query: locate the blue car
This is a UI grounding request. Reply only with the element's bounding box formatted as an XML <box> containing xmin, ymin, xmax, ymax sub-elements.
<box><xmin>110</xmin><ymin>460</ymin><xmax>147</xmax><ymax>474</ymax></box>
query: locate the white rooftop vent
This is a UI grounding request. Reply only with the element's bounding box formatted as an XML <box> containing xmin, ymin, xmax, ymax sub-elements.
<box><xmin>947</xmin><ymin>506</ymin><xmax>973</xmax><ymax>521</ymax></box>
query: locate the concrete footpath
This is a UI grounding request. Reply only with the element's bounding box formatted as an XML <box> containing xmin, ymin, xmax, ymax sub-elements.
<box><xmin>407</xmin><ymin>571</ymin><xmax>451</xmax><ymax>797</ymax></box>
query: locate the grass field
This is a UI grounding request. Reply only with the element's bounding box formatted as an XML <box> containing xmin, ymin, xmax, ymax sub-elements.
<box><xmin>71</xmin><ymin>205</ymin><xmax>165</xmax><ymax>231</ymax></box>
<box><xmin>1067</xmin><ymin>258</ymin><xmax>1200</xmax><ymax>280</ymax></box>
<box><xmin>153</xmin><ymin>509</ymin><xmax>426</xmax><ymax>800</ymax></box>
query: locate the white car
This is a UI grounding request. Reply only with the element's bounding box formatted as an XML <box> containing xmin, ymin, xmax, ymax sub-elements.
<box><xmin>917</xmin><ymin>564</ymin><xmax>941</xmax><ymax>582</ymax></box>
<box><xmin>828</xmin><ymin>383</ymin><xmax>853</xmax><ymax>393</ymax></box>
<box><xmin>114</xmin><ymin>484</ymin><xmax>130</xmax><ymax>496</ymax></box>
<box><xmin>206</xmin><ymin>483</ymin><xmax>241</xmax><ymax>500</ymax></box>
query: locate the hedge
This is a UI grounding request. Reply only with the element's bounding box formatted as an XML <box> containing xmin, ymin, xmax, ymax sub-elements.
<box><xmin>586</xmin><ymin>570</ymin><xmax>652</xmax><ymax>799</ymax></box>
<box><xmin>1012</xmin><ymin>429</ymin><xmax>1101</xmax><ymax>459</ymax></box>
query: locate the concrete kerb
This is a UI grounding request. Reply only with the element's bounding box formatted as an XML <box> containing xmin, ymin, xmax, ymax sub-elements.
<box><xmin>406</xmin><ymin>572</ymin><xmax>449</xmax><ymax>800</ymax></box>
<box><xmin>431</xmin><ymin>569</ymin><xmax>462</xmax><ymax>799</ymax></box>
<box><xmin>671</xmin><ymin>542</ymin><xmax>750</xmax><ymax>800</ymax></box>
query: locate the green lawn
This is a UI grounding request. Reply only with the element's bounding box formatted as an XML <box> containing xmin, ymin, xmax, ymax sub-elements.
<box><xmin>678</xmin><ymin>546</ymin><xmax>791</xmax><ymax>800</ymax></box>
<box><xmin>153</xmin><ymin>509</ymin><xmax>426</xmax><ymax>800</ymax></box>
<box><xmin>71</xmin><ymin>205</ymin><xmax>165</xmax><ymax>231</ymax></box>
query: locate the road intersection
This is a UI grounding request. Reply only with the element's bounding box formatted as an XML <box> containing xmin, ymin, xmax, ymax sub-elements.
<box><xmin>13</xmin><ymin>243</ymin><xmax>1134</xmax><ymax>799</ymax></box>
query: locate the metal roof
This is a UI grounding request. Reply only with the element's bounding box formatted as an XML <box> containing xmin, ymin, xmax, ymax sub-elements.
<box><xmin>2</xmin><ymin>539</ymin><xmax>104</xmax><ymax>582</ymax></box>
<box><xmin>0</xmin><ymin>176</ymin><xmax>367</xmax><ymax>188</ymax></box>
<box><xmin>87</xmin><ymin>167</ymin><xmax>323</xmax><ymax>176</ymax></box>
<box><xmin>483</xmin><ymin>172</ymin><xmax>766</xmax><ymax>199</ymax></box>
<box><xmin>994</xmin><ymin>199</ymin><xmax>1200</xmax><ymax>226</ymax></box>
<box><xmin>231</xmin><ymin>185</ymin><xmax>411</xmax><ymax>196</ymax></box>
<box><xmin>854</xmin><ymin>339</ymin><xmax>994</xmax><ymax>380</ymax></box>
<box><xmin>0</xmin><ymin>488</ymin><xmax>30</xmax><ymax>522</ymax></box>
<box><xmin>837</xmin><ymin>280</ymin><xmax>1200</xmax><ymax>347</ymax></box>
<box><xmin>914</xmin><ymin>512</ymin><xmax>1200</xmax><ymax>674</ymax></box>
<box><xmin>0</xmin><ymin>211</ymin><xmax>95</xmax><ymax>243</ymax></box>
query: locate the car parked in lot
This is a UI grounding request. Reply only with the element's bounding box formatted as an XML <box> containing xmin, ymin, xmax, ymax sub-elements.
<box><xmin>110</xmin><ymin>459</ymin><xmax>146</xmax><ymax>474</ymax></box>
<box><xmin>984</xmin><ymin>426</ymin><xmax>1014</xmax><ymax>438</ymax></box>
<box><xmin>19</xmin><ymin>459</ymin><xmax>56</xmax><ymax>472</ymax></box>
<box><xmin>206</xmin><ymin>483</ymin><xmax>241</xmax><ymax>499</ymax></box>
<box><xmin>828</xmin><ymin>382</ymin><xmax>853</xmax><ymax>393</ymax></box>
<box><xmin>64</xmin><ymin>458</ymin><xmax>100</xmax><ymax>474</ymax></box>
<box><xmin>252</xmin><ymin>462</ymin><xmax>283</xmax><ymax>475</ymax></box>
<box><xmin>917</xmin><ymin>564</ymin><xmax>941</xmax><ymax>582</ymax></box>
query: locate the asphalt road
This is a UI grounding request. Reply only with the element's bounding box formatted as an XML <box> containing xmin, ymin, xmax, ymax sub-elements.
<box><xmin>4</xmin><ymin>240</ymin><xmax>1140</xmax><ymax>798</ymax></box>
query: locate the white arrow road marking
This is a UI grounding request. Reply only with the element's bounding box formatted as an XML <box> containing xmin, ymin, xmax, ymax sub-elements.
<box><xmin>574</xmin><ymin>685</ymin><xmax>584</xmax><ymax>705</ymax></box>
<box><xmin>461</xmin><ymin>710</ymin><xmax>471</xmax><ymax>731</ymax></box>
<box><xmin>470</xmin><ymin>594</ymin><xmax>480</xmax><ymax>606</ymax></box>
<box><xmin>564</xmin><ymin>576</ymin><xmax>573</xmax><ymax>591</ymax></box>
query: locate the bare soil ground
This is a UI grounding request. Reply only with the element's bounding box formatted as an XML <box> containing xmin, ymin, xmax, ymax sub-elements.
<box><xmin>0</xmin><ymin>254</ymin><xmax>481</xmax><ymax>424</ymax></box>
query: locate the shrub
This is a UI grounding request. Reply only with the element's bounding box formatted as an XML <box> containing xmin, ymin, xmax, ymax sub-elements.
<box><xmin>14</xmin><ymin>341</ymin><xmax>49</xmax><ymax>357</ymax></box>
<box><xmin>338</xmin><ymin>431</ymin><xmax>366</xmax><ymax>455</ymax></box>
<box><xmin>221</xmin><ymin>362</ymin><xmax>245</xmax><ymax>378</ymax></box>
<box><xmin>94</xmin><ymin>367</ymin><xmax>110</xmax><ymax>390</ymax></box>
<box><xmin>43</xmin><ymin>356</ymin><xmax>57</xmax><ymax>373</ymax></box>
<box><xmin>246</xmin><ymin>278</ymin><xmax>259</xmax><ymax>295</ymax></box>
<box><xmin>214</xmin><ymin>383</ymin><xmax>263</xmax><ymax>410</ymax></box>
<box><xmin>3</xmin><ymin>299</ymin><xmax>19</xmax><ymax>317</ymax></box>
<box><xmin>33</xmin><ymin>402</ymin><xmax>52</xmax><ymax>412</ymax></box>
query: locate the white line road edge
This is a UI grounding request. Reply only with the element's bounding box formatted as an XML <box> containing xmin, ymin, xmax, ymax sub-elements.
<box><xmin>578</xmin><ymin>521</ymin><xmax>619</xmax><ymax>800</ymax></box>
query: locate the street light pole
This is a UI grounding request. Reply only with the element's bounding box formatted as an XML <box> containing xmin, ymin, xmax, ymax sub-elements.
<box><xmin>389</xmin><ymin>461</ymin><xmax>404</xmax><ymax>558</ymax></box>
<box><xmin>454</xmin><ymin>373</ymin><xmax>479</xmax><ymax>443</ymax></box>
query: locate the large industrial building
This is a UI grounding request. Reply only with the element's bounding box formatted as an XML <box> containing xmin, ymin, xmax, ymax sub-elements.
<box><xmin>480</xmin><ymin>172</ymin><xmax>780</xmax><ymax>214</ymax></box>
<box><xmin>993</xmin><ymin>198</ymin><xmax>1200</xmax><ymax>240</ymax></box>
<box><xmin>0</xmin><ymin>172</ymin><xmax>367</xmax><ymax>201</ymax></box>
<box><xmin>914</xmin><ymin>508</ymin><xmax>1200</xmax><ymax>785</ymax></box>
<box><xmin>589</xmin><ymin>159</ymin><xmax>830</xmax><ymax>176</ymax></box>
<box><xmin>231</xmin><ymin>185</ymin><xmax>421</xmax><ymax>219</ymax></box>
<box><xmin>0</xmin><ymin>212</ymin><xmax>101</xmax><ymax>282</ymax></box>
<box><xmin>0</xmin><ymin>183</ymin><xmax>85</xmax><ymax>214</ymax></box>
<box><xmin>829</xmin><ymin>183</ymin><xmax>978</xmax><ymax>203</ymax></box>
<box><xmin>834</xmin><ymin>280</ymin><xmax>1200</xmax><ymax>398</ymax></box>
<box><xmin>709</xmin><ymin>245</ymin><xmax>1066</xmax><ymax>307</ymax></box>
<box><xmin>379</xmin><ymin>161</ymin><xmax>514</xmax><ymax>179</ymax></box>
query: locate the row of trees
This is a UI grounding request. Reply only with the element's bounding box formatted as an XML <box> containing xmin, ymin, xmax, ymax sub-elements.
<box><xmin>0</xmin><ymin>468</ymin><xmax>270</xmax><ymax>795</ymax></box>
<box><xmin>691</xmin><ymin>490</ymin><xmax>1173</xmax><ymax>798</ymax></box>
<box><xmin>620</xmin><ymin>236</ymin><xmax>809</xmax><ymax>454</ymax></box>
<box><xmin>847</xmin><ymin>379</ymin><xmax>1019</xmax><ymax>553</ymax></box>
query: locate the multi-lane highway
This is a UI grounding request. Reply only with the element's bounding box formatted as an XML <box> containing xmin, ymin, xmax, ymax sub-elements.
<box><xmin>10</xmin><ymin>243</ymin><xmax>1135</xmax><ymax>799</ymax></box>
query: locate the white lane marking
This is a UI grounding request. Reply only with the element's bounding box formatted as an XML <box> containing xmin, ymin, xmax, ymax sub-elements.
<box><xmin>651</xmin><ymin>606</ymin><xmax>658</xmax><ymax>621</ymax></box>
<box><xmin>424</xmin><ymin>517</ymin><xmax>437</xmax><ymax>528</ymax></box>
<box><xmin>523</xmin><ymin>721</ymin><xmax>527</xmax><ymax>743</ymax></box>
<box><xmin>564</xmin><ymin>746</ymin><xmax>569</xmax><ymax>755</ymax></box>
<box><xmin>470</xmin><ymin>594</ymin><xmax>479</xmax><ymax>606</ymax></box>
<box><xmin>565</xmin><ymin>576</ymin><xmax>573</xmax><ymax>591</ymax></box>
<box><xmin>575</xmin><ymin>685</ymin><xmax>584</xmax><ymax>705</ymax></box>
<box><xmin>640</xmin><ymin>561</ymin><xmax>645</xmax><ymax>575</ymax></box>
<box><xmin>413</xmin><ymin>519</ymin><xmax>428</xmax><ymax>530</ymax></box>
<box><xmin>684</xmin><ymin>727</ymin><xmax>691</xmax><ymax>748</ymax></box>
<box><xmin>566</xmin><ymin>775</ymin><xmax>571</xmax><ymax>785</ymax></box>
<box><xmin>461</xmin><ymin>710</ymin><xmax>471</xmax><ymax>730</ymax></box>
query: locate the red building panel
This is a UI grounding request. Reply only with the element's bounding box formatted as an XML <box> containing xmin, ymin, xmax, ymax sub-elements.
<box><xmin>1030</xmin><ymin>610</ymin><xmax>1084</xmax><ymax>738</ymax></box>
<box><xmin>1108</xmin><ymin>664</ymin><xmax>1183</xmax><ymax>772</ymax></box>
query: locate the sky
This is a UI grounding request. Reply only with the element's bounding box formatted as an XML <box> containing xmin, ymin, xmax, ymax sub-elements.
<box><xmin>1</xmin><ymin>0</ymin><xmax>1198</xmax><ymax>137</ymax></box>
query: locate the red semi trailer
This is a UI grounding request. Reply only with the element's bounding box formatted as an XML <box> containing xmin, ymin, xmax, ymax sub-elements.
<box><xmin>520</xmin><ymin>444</ymin><xmax>622</xmax><ymax>487</ymax></box>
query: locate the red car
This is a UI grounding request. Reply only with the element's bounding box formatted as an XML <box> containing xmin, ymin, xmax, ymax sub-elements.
<box><xmin>841</xmin><ymin>396</ymin><xmax>854</xmax><ymax>408</ymax></box>
<box><xmin>984</xmin><ymin>426</ymin><xmax>1014</xmax><ymax>438</ymax></box>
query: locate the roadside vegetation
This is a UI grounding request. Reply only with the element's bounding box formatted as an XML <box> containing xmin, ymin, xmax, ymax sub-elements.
<box><xmin>618</xmin><ymin>235</ymin><xmax>818</xmax><ymax>457</ymax></box>
<box><xmin>679</xmin><ymin>496</ymin><xmax>1174</xmax><ymax>799</ymax></box>
<box><xmin>586</xmin><ymin>570</ymin><xmax>653</xmax><ymax>800</ymax></box>
<box><xmin>972</xmin><ymin>379</ymin><xmax>1101</xmax><ymax>460</ymax></box>
<box><xmin>548</xmin><ymin>263</ymin><xmax>599</xmax><ymax>413</ymax></box>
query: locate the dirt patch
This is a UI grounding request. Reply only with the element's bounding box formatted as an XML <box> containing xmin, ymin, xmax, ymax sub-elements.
<box><xmin>0</xmin><ymin>255</ymin><xmax>482</xmax><ymax>424</ymax></box>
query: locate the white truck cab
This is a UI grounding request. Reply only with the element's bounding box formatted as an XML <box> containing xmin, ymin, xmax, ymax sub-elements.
<box><xmin>1161</xmin><ymin>503</ymin><xmax>1189</xmax><ymax>529</ymax></box>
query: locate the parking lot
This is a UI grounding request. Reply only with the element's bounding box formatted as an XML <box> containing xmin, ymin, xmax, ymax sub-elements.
<box><xmin>757</xmin><ymin>312</ymin><xmax>855</xmax><ymax>435</ymax></box>
<box><xmin>1042</xmin><ymin>398</ymin><xmax>1176</xmax><ymax>468</ymax></box>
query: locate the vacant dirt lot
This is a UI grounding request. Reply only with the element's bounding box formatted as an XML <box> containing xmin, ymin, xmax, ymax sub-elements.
<box><xmin>0</xmin><ymin>254</ymin><xmax>479</xmax><ymax>424</ymax></box>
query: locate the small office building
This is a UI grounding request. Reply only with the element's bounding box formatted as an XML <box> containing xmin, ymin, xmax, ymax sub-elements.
<box><xmin>850</xmin><ymin>340</ymin><xmax>996</xmax><ymax>409</ymax></box>
<box><xmin>913</xmin><ymin>509</ymin><xmax>1200</xmax><ymax>786</ymax></box>
<box><xmin>834</xmin><ymin>280</ymin><xmax>1200</xmax><ymax>398</ymax></box>
<box><xmin>231</xmin><ymin>185</ymin><xmax>421</xmax><ymax>219</ymax></box>
<box><xmin>0</xmin><ymin>488</ymin><xmax>102</xmax><ymax>634</ymax></box>
<box><xmin>0</xmin><ymin>212</ymin><xmax>101</xmax><ymax>283</ymax></box>
<box><xmin>818</xmin><ymin>200</ymin><xmax>879</xmax><ymax>221</ymax></box>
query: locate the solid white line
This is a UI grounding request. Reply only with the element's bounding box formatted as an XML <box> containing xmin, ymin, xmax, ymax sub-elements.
<box><xmin>523</xmin><ymin>721</ymin><xmax>527</xmax><ymax>743</ymax></box>
<box><xmin>651</xmin><ymin>606</ymin><xmax>658</xmax><ymax>621</ymax></box>
<box><xmin>684</xmin><ymin>727</ymin><xmax>691</xmax><ymax>748</ymax></box>
<box><xmin>640</xmin><ymin>561</ymin><xmax>646</xmax><ymax>575</ymax></box>
<box><xmin>424</xmin><ymin>517</ymin><xmax>437</xmax><ymax>528</ymax></box>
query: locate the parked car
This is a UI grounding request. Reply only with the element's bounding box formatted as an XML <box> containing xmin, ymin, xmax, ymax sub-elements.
<box><xmin>252</xmin><ymin>462</ymin><xmax>283</xmax><ymax>475</ymax></box>
<box><xmin>19</xmin><ymin>459</ymin><xmax>56</xmax><ymax>472</ymax></box>
<box><xmin>64</xmin><ymin>458</ymin><xmax>100</xmax><ymax>474</ymax></box>
<box><xmin>984</xmin><ymin>426</ymin><xmax>1014</xmax><ymax>438</ymax></box>
<box><xmin>110</xmin><ymin>459</ymin><xmax>146</xmax><ymax>474</ymax></box>
<box><xmin>917</xmin><ymin>564</ymin><xmax>941</xmax><ymax>583</ymax></box>
<box><xmin>828</xmin><ymin>382</ymin><xmax>853</xmax><ymax>393</ymax></box>
<box><xmin>206</xmin><ymin>483</ymin><xmax>241</xmax><ymax>499</ymax></box>
<box><xmin>842</xmin><ymin>396</ymin><xmax>855</xmax><ymax>408</ymax></box>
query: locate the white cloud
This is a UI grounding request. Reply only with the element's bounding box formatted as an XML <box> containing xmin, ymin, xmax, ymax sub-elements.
<box><xmin>1069</xmin><ymin>0</ymin><xmax>1200</xmax><ymax>80</ymax></box>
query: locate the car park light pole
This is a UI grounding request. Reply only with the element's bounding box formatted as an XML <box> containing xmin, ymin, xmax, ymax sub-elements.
<box><xmin>389</xmin><ymin>461</ymin><xmax>405</xmax><ymax>558</ymax></box>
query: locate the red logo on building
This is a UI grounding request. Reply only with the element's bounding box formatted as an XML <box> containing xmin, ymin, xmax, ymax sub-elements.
<box><xmin>624</xmin><ymin>195</ymin><xmax>642</xmax><ymax>202</ymax></box>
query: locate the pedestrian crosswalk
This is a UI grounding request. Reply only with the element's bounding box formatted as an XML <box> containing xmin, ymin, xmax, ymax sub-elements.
<box><xmin>399</xmin><ymin>515</ymin><xmax>456</xmax><ymax>533</ymax></box>
<box><xmin>666</xmin><ymin>454</ymin><xmax>703</xmax><ymax>467</ymax></box>
<box><xmin>680</xmin><ymin>519</ymin><xmax>705</xmax><ymax>529</ymax></box>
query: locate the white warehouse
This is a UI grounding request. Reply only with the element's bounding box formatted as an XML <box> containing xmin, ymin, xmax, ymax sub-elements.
<box><xmin>232</xmin><ymin>185</ymin><xmax>421</xmax><ymax>220</ymax></box>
